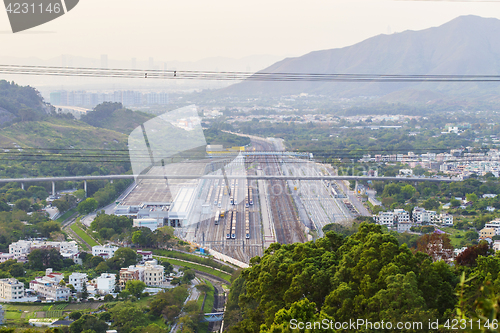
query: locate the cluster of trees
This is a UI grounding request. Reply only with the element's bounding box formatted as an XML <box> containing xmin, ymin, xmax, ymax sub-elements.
<box><xmin>0</xmin><ymin>80</ymin><xmax>47</xmax><ymax>125</ymax></box>
<box><xmin>225</xmin><ymin>223</ymin><xmax>491</xmax><ymax>333</ymax></box>
<box><xmin>230</xmin><ymin>115</ymin><xmax>475</xmax><ymax>162</ymax></box>
<box><xmin>26</xmin><ymin>248</ymin><xmax>75</xmax><ymax>271</ymax></box>
<box><xmin>63</xmin><ymin>283</ymin><xmax>201</xmax><ymax>333</ymax></box>
<box><xmin>89</xmin><ymin>213</ymin><xmax>176</xmax><ymax>248</ymax></box>
<box><xmin>80</xmin><ymin>102</ymin><xmax>153</xmax><ymax>135</ymax></box>
<box><xmin>90</xmin><ymin>214</ymin><xmax>132</xmax><ymax>241</ymax></box>
<box><xmin>131</xmin><ymin>226</ymin><xmax>175</xmax><ymax>248</ymax></box>
<box><xmin>85</xmin><ymin>179</ymin><xmax>131</xmax><ymax>209</ymax></box>
<box><xmin>203</xmin><ymin>127</ymin><xmax>251</xmax><ymax>147</ymax></box>
<box><xmin>0</xmin><ymin>210</ymin><xmax>62</xmax><ymax>249</ymax></box>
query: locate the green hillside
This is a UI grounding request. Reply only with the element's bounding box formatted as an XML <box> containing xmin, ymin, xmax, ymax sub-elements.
<box><xmin>80</xmin><ymin>102</ymin><xmax>154</xmax><ymax>135</ymax></box>
<box><xmin>0</xmin><ymin>80</ymin><xmax>48</xmax><ymax>124</ymax></box>
<box><xmin>0</xmin><ymin>116</ymin><xmax>131</xmax><ymax>178</ymax></box>
<box><xmin>0</xmin><ymin>117</ymin><xmax>127</xmax><ymax>150</ymax></box>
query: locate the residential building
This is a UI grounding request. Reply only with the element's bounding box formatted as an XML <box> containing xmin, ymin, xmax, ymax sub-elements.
<box><xmin>9</xmin><ymin>240</ymin><xmax>78</xmax><ymax>260</ymax></box>
<box><xmin>480</xmin><ymin>228</ymin><xmax>497</xmax><ymax>240</ymax></box>
<box><xmin>397</xmin><ymin>222</ymin><xmax>413</xmax><ymax>233</ymax></box>
<box><xmin>374</xmin><ymin>209</ymin><xmax>410</xmax><ymax>227</ymax></box>
<box><xmin>485</xmin><ymin>220</ymin><xmax>500</xmax><ymax>229</ymax></box>
<box><xmin>30</xmin><ymin>269</ymin><xmax>70</xmax><ymax>301</ymax></box>
<box><xmin>438</xmin><ymin>213</ymin><xmax>454</xmax><ymax>226</ymax></box>
<box><xmin>374</xmin><ymin>212</ymin><xmax>396</xmax><ymax>226</ymax></box>
<box><xmin>0</xmin><ymin>253</ymin><xmax>15</xmax><ymax>263</ymax></box>
<box><xmin>394</xmin><ymin>209</ymin><xmax>410</xmax><ymax>222</ymax></box>
<box><xmin>137</xmin><ymin>250</ymin><xmax>153</xmax><ymax>262</ymax></box>
<box><xmin>8</xmin><ymin>240</ymin><xmax>31</xmax><ymax>260</ymax></box>
<box><xmin>92</xmin><ymin>245</ymin><xmax>118</xmax><ymax>259</ymax></box>
<box><xmin>96</xmin><ymin>273</ymin><xmax>116</xmax><ymax>295</ymax></box>
<box><xmin>412</xmin><ymin>207</ymin><xmax>436</xmax><ymax>223</ymax></box>
<box><xmin>69</xmin><ymin>273</ymin><xmax>88</xmax><ymax>293</ymax></box>
<box><xmin>144</xmin><ymin>260</ymin><xmax>164</xmax><ymax>286</ymax></box>
<box><xmin>0</xmin><ymin>278</ymin><xmax>25</xmax><ymax>301</ymax></box>
<box><xmin>119</xmin><ymin>265</ymin><xmax>145</xmax><ymax>289</ymax></box>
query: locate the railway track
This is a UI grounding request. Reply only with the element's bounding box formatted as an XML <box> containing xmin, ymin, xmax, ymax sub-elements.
<box><xmin>254</xmin><ymin>139</ymin><xmax>306</xmax><ymax>245</ymax></box>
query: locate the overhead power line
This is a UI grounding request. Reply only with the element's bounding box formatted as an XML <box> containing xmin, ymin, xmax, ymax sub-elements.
<box><xmin>2</xmin><ymin>64</ymin><xmax>500</xmax><ymax>82</ymax></box>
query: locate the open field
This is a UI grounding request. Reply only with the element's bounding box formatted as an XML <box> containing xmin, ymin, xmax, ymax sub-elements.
<box><xmin>152</xmin><ymin>249</ymin><xmax>235</xmax><ymax>273</ymax></box>
<box><xmin>70</xmin><ymin>222</ymin><xmax>99</xmax><ymax>247</ymax></box>
<box><xmin>155</xmin><ymin>257</ymin><xmax>231</xmax><ymax>282</ymax></box>
<box><xmin>56</xmin><ymin>208</ymin><xmax>78</xmax><ymax>223</ymax></box>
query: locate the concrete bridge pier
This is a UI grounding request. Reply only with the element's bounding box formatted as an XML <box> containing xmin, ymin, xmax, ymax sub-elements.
<box><xmin>21</xmin><ymin>182</ymin><xmax>24</xmax><ymax>190</ymax></box>
<box><xmin>52</xmin><ymin>181</ymin><xmax>55</xmax><ymax>196</ymax></box>
<box><xmin>84</xmin><ymin>180</ymin><xmax>87</xmax><ymax>198</ymax></box>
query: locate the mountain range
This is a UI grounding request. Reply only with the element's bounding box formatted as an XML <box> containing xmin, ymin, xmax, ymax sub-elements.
<box><xmin>223</xmin><ymin>15</ymin><xmax>500</xmax><ymax>100</ymax></box>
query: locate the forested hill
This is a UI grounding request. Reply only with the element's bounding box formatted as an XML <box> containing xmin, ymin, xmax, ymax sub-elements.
<box><xmin>80</xmin><ymin>102</ymin><xmax>154</xmax><ymax>135</ymax></box>
<box><xmin>0</xmin><ymin>80</ymin><xmax>49</xmax><ymax>125</ymax></box>
<box><xmin>225</xmin><ymin>223</ymin><xmax>499</xmax><ymax>333</ymax></box>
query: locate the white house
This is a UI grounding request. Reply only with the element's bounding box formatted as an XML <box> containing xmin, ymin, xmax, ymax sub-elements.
<box><xmin>397</xmin><ymin>222</ymin><xmax>413</xmax><ymax>233</ymax></box>
<box><xmin>29</xmin><ymin>269</ymin><xmax>70</xmax><ymax>301</ymax></box>
<box><xmin>144</xmin><ymin>260</ymin><xmax>165</xmax><ymax>286</ymax></box>
<box><xmin>96</xmin><ymin>273</ymin><xmax>116</xmax><ymax>295</ymax></box>
<box><xmin>412</xmin><ymin>207</ymin><xmax>436</xmax><ymax>223</ymax></box>
<box><xmin>9</xmin><ymin>240</ymin><xmax>78</xmax><ymax>260</ymax></box>
<box><xmin>0</xmin><ymin>253</ymin><xmax>15</xmax><ymax>263</ymax></box>
<box><xmin>69</xmin><ymin>273</ymin><xmax>88</xmax><ymax>293</ymax></box>
<box><xmin>439</xmin><ymin>213</ymin><xmax>454</xmax><ymax>226</ymax></box>
<box><xmin>374</xmin><ymin>209</ymin><xmax>410</xmax><ymax>227</ymax></box>
<box><xmin>0</xmin><ymin>278</ymin><xmax>25</xmax><ymax>301</ymax></box>
<box><xmin>374</xmin><ymin>212</ymin><xmax>396</xmax><ymax>226</ymax></box>
<box><xmin>137</xmin><ymin>250</ymin><xmax>153</xmax><ymax>262</ymax></box>
<box><xmin>92</xmin><ymin>245</ymin><xmax>118</xmax><ymax>259</ymax></box>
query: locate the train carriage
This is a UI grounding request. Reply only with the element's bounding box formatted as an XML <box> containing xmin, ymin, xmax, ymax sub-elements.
<box><xmin>231</xmin><ymin>209</ymin><xmax>237</xmax><ymax>239</ymax></box>
<box><xmin>225</xmin><ymin>210</ymin><xmax>232</xmax><ymax>239</ymax></box>
<box><xmin>215</xmin><ymin>209</ymin><xmax>220</xmax><ymax>225</ymax></box>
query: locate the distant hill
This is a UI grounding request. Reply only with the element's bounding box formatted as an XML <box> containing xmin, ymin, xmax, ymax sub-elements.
<box><xmin>80</xmin><ymin>102</ymin><xmax>154</xmax><ymax>135</ymax></box>
<box><xmin>0</xmin><ymin>80</ymin><xmax>49</xmax><ymax>124</ymax></box>
<box><xmin>223</xmin><ymin>16</ymin><xmax>500</xmax><ymax>98</ymax></box>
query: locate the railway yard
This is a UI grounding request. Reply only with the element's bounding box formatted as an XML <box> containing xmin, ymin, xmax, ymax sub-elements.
<box><xmin>118</xmin><ymin>136</ymin><xmax>363</xmax><ymax>263</ymax></box>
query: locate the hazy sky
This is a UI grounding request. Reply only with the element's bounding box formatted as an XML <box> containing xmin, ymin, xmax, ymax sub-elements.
<box><xmin>1</xmin><ymin>0</ymin><xmax>500</xmax><ymax>63</ymax></box>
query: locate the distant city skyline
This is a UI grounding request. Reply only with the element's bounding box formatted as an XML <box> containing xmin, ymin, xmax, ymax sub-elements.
<box><xmin>1</xmin><ymin>0</ymin><xmax>500</xmax><ymax>63</ymax></box>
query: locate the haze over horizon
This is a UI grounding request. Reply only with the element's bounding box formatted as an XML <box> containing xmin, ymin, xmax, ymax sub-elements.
<box><xmin>1</xmin><ymin>0</ymin><xmax>500</xmax><ymax>63</ymax></box>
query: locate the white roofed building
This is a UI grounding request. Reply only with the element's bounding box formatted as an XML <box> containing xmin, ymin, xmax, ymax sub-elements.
<box><xmin>96</xmin><ymin>273</ymin><xmax>116</xmax><ymax>295</ymax></box>
<box><xmin>69</xmin><ymin>273</ymin><xmax>88</xmax><ymax>293</ymax></box>
<box><xmin>29</xmin><ymin>269</ymin><xmax>69</xmax><ymax>301</ymax></box>
<box><xmin>144</xmin><ymin>260</ymin><xmax>165</xmax><ymax>286</ymax></box>
<box><xmin>0</xmin><ymin>278</ymin><xmax>25</xmax><ymax>301</ymax></box>
<box><xmin>92</xmin><ymin>245</ymin><xmax>118</xmax><ymax>259</ymax></box>
<box><xmin>9</xmin><ymin>240</ymin><xmax>78</xmax><ymax>261</ymax></box>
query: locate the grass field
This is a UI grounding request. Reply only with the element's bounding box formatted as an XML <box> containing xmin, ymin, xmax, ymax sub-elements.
<box><xmin>65</xmin><ymin>302</ymin><xmax>103</xmax><ymax>310</ymax></box>
<box><xmin>56</xmin><ymin>208</ymin><xmax>78</xmax><ymax>223</ymax></box>
<box><xmin>202</xmin><ymin>280</ymin><xmax>214</xmax><ymax>313</ymax></box>
<box><xmin>71</xmin><ymin>222</ymin><xmax>99</xmax><ymax>247</ymax></box>
<box><xmin>46</xmin><ymin>310</ymin><xmax>63</xmax><ymax>318</ymax></box>
<box><xmin>197</xmin><ymin>281</ymin><xmax>215</xmax><ymax>333</ymax></box>
<box><xmin>153</xmin><ymin>249</ymin><xmax>235</xmax><ymax>273</ymax></box>
<box><xmin>155</xmin><ymin>257</ymin><xmax>231</xmax><ymax>282</ymax></box>
<box><xmin>440</xmin><ymin>226</ymin><xmax>467</xmax><ymax>248</ymax></box>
